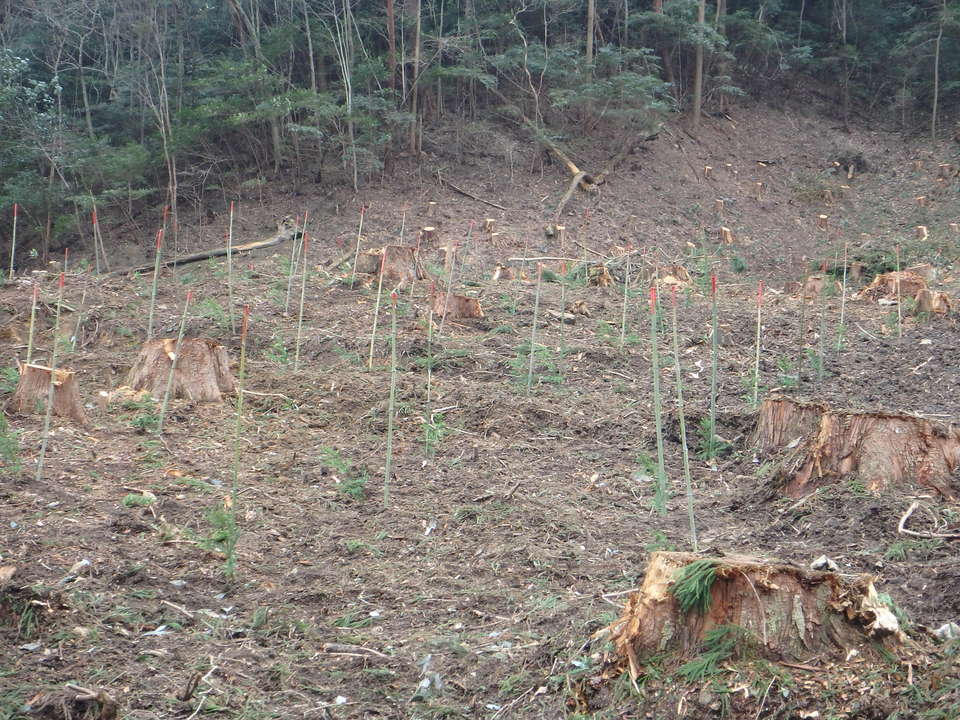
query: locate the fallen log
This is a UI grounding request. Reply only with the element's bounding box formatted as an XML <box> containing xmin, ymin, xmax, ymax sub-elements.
<box><xmin>755</xmin><ymin>395</ymin><xmax>960</xmax><ymax>498</ymax></box>
<box><xmin>109</xmin><ymin>225</ymin><xmax>299</xmax><ymax>277</ymax></box>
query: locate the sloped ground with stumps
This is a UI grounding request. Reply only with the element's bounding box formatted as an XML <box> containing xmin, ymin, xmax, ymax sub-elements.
<box><xmin>2</xmin><ymin>104</ymin><xmax>960</xmax><ymax>719</ymax></box>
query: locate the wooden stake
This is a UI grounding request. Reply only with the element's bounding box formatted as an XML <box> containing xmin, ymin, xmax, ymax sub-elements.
<box><xmin>294</xmin><ymin>233</ymin><xmax>310</xmax><ymax>371</ymax></box>
<box><xmin>226</xmin><ymin>201</ymin><xmax>236</xmax><ymax>333</ymax></box>
<box><xmin>755</xmin><ymin>181</ymin><xmax>763</xmax><ymax>200</ymax></box>
<box><xmin>8</xmin><ymin>203</ymin><xmax>17</xmax><ymax>281</ymax></box>
<box><xmin>752</xmin><ymin>281</ymin><xmax>763</xmax><ymax>408</ymax></box>
<box><xmin>703</xmin><ymin>165</ymin><xmax>712</xmax><ymax>179</ymax></box>
<box><xmin>26</xmin><ymin>285</ymin><xmax>38</xmax><ymax>364</ymax></box>
<box><xmin>349</xmin><ymin>206</ymin><xmax>366</xmax><ymax>289</ymax></box>
<box><xmin>158</xmin><ymin>290</ymin><xmax>192</xmax><ymax>435</ymax></box>
<box><xmin>146</xmin><ymin>229</ymin><xmax>163</xmax><ymax>341</ymax></box>
<box><xmin>35</xmin><ymin>270</ymin><xmax>66</xmax><ymax>481</ymax></box>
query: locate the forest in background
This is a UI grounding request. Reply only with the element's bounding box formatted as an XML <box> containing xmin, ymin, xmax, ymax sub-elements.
<box><xmin>0</xmin><ymin>0</ymin><xmax>957</xmax><ymax>264</ymax></box>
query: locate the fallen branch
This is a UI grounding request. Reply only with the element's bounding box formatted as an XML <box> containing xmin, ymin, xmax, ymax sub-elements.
<box><xmin>322</xmin><ymin>642</ymin><xmax>390</xmax><ymax>659</ymax></box>
<box><xmin>109</xmin><ymin>226</ymin><xmax>299</xmax><ymax>276</ymax></box>
<box><xmin>437</xmin><ymin>172</ymin><xmax>507</xmax><ymax>210</ymax></box>
<box><xmin>898</xmin><ymin>501</ymin><xmax>960</xmax><ymax>539</ymax></box>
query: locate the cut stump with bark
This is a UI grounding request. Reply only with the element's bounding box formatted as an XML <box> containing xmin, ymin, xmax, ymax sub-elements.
<box><xmin>126</xmin><ymin>338</ymin><xmax>235</xmax><ymax>403</ymax></box>
<box><xmin>915</xmin><ymin>288</ymin><xmax>951</xmax><ymax>315</ymax></box>
<box><xmin>604</xmin><ymin>552</ymin><xmax>902</xmax><ymax>683</ymax></box>
<box><xmin>860</xmin><ymin>270</ymin><xmax>928</xmax><ymax>301</ymax></box>
<box><xmin>430</xmin><ymin>291</ymin><xmax>483</xmax><ymax>320</ymax></box>
<box><xmin>755</xmin><ymin>395</ymin><xmax>960</xmax><ymax>498</ymax></box>
<box><xmin>379</xmin><ymin>245</ymin><xmax>424</xmax><ymax>288</ymax></box>
<box><xmin>6</xmin><ymin>364</ymin><xmax>87</xmax><ymax>425</ymax></box>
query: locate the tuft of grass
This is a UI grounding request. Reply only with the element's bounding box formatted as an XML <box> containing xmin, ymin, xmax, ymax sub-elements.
<box><xmin>670</xmin><ymin>559</ymin><xmax>718</xmax><ymax>614</ymax></box>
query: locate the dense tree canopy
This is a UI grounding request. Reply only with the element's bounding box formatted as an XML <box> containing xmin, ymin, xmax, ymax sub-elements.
<box><xmin>0</xmin><ymin>0</ymin><xmax>957</xmax><ymax>262</ymax></box>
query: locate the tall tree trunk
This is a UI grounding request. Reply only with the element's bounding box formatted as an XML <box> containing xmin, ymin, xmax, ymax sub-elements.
<box><xmin>931</xmin><ymin>0</ymin><xmax>945</xmax><ymax>140</ymax></box>
<box><xmin>586</xmin><ymin>0</ymin><xmax>595</xmax><ymax>68</ymax></box>
<box><xmin>408</xmin><ymin>0</ymin><xmax>421</xmax><ymax>154</ymax></box>
<box><xmin>386</xmin><ymin>0</ymin><xmax>396</xmax><ymax>94</ymax></box>
<box><xmin>692</xmin><ymin>0</ymin><xmax>706</xmax><ymax>132</ymax></box>
<box><xmin>653</xmin><ymin>0</ymin><xmax>677</xmax><ymax>95</ymax></box>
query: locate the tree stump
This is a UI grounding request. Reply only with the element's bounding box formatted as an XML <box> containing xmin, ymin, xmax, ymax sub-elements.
<box><xmin>421</xmin><ymin>226</ymin><xmax>437</xmax><ymax>243</ymax></box>
<box><xmin>126</xmin><ymin>338</ymin><xmax>235</xmax><ymax>403</ymax></box>
<box><xmin>860</xmin><ymin>270</ymin><xmax>927</xmax><ymax>301</ymax></box>
<box><xmin>703</xmin><ymin>165</ymin><xmax>712</xmax><ymax>178</ymax></box>
<box><xmin>915</xmin><ymin>288</ymin><xmax>951</xmax><ymax>315</ymax></box>
<box><xmin>916</xmin><ymin>195</ymin><xmax>928</xmax><ymax>207</ymax></box>
<box><xmin>354</xmin><ymin>250</ymin><xmax>382</xmax><ymax>274</ymax></box>
<box><xmin>755</xmin><ymin>395</ymin><xmax>960</xmax><ymax>498</ymax></box>
<box><xmin>718</xmin><ymin>226</ymin><xmax>733</xmax><ymax>245</ymax></box>
<box><xmin>916</xmin><ymin>225</ymin><xmax>929</xmax><ymax>240</ymax></box>
<box><xmin>605</xmin><ymin>552</ymin><xmax>902</xmax><ymax>682</ymax></box>
<box><xmin>817</xmin><ymin>214</ymin><xmax>829</xmax><ymax>230</ymax></box>
<box><xmin>483</xmin><ymin>218</ymin><xmax>496</xmax><ymax>233</ymax></box>
<box><xmin>379</xmin><ymin>245</ymin><xmax>424</xmax><ymax>288</ymax></box>
<box><xmin>491</xmin><ymin>264</ymin><xmax>514</xmax><ymax>281</ymax></box>
<box><xmin>714</xmin><ymin>199</ymin><xmax>724</xmax><ymax>218</ymax></box>
<box><xmin>430</xmin><ymin>290</ymin><xmax>483</xmax><ymax>319</ymax></box>
<box><xmin>6</xmin><ymin>364</ymin><xmax>87</xmax><ymax>424</ymax></box>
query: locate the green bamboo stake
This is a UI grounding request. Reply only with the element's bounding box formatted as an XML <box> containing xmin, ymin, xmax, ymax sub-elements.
<box><xmin>157</xmin><ymin>290</ymin><xmax>192</xmax><ymax>435</ymax></box>
<box><xmin>35</xmin><ymin>270</ymin><xmax>66</xmax><ymax>483</ymax></box>
<box><xmin>70</xmin><ymin>288</ymin><xmax>87</xmax><ymax>353</ymax></box>
<box><xmin>90</xmin><ymin>207</ymin><xmax>100</xmax><ymax>275</ymax></box>
<box><xmin>707</xmin><ymin>274</ymin><xmax>719</xmax><ymax>458</ymax></box>
<box><xmin>895</xmin><ymin>245</ymin><xmax>903</xmax><ymax>341</ymax></box>
<box><xmin>284</xmin><ymin>213</ymin><xmax>306</xmax><ymax>314</ymax></box>
<box><xmin>26</xmin><ymin>285</ymin><xmax>38</xmax><ymax>364</ymax></box>
<box><xmin>618</xmin><ymin>258</ymin><xmax>630</xmax><ymax>349</ymax></box>
<box><xmin>670</xmin><ymin>286</ymin><xmax>698</xmax><ymax>553</ymax></box>
<box><xmin>424</xmin><ymin>301</ymin><xmax>435</xmax><ymax>456</ymax></box>
<box><xmin>146</xmin><ymin>229</ymin><xmax>163</xmax><ymax>341</ymax></box>
<box><xmin>559</xmin><ymin>261</ymin><xmax>568</xmax><ymax>355</ymax></box>
<box><xmin>8</xmin><ymin>203</ymin><xmax>17</xmax><ymax>281</ymax></box>
<box><xmin>817</xmin><ymin>279</ymin><xmax>827</xmax><ymax>384</ymax></box>
<box><xmin>649</xmin><ymin>286</ymin><xmax>668</xmax><ymax>515</ymax></box>
<box><xmin>367</xmin><ymin>251</ymin><xmax>387</xmax><ymax>370</ymax></box>
<box><xmin>225</xmin><ymin>305</ymin><xmax>250</xmax><ymax>581</ymax></box>
<box><xmin>294</xmin><ymin>232</ymin><xmax>311</xmax><ymax>371</ymax></box>
<box><xmin>751</xmin><ymin>280</ymin><xmax>763</xmax><ymax>408</ymax></box>
<box><xmin>438</xmin><ymin>222</ymin><xmax>473</xmax><ymax>338</ymax></box>
<box><xmin>385</xmin><ymin>291</ymin><xmax>399</xmax><ymax>508</ymax></box>
<box><xmin>350</xmin><ymin>206</ymin><xmax>366</xmax><ymax>289</ymax></box>
<box><xmin>525</xmin><ymin>263</ymin><xmax>544</xmax><ymax>396</ymax></box>
<box><xmin>837</xmin><ymin>242</ymin><xmax>848</xmax><ymax>352</ymax></box>
<box><xmin>226</xmin><ymin>200</ymin><xmax>236</xmax><ymax>333</ymax></box>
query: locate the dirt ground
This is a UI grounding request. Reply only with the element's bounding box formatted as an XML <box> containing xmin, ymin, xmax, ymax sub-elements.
<box><xmin>2</xmin><ymin>104</ymin><xmax>960</xmax><ymax>719</ymax></box>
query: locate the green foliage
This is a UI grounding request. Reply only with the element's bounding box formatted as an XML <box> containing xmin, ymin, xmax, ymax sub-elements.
<box><xmin>0</xmin><ymin>412</ymin><xmax>22</xmax><ymax>475</ymax></box>
<box><xmin>121</xmin><ymin>493</ymin><xmax>155</xmax><ymax>508</ymax></box>
<box><xmin>509</xmin><ymin>342</ymin><xmax>563</xmax><ymax>388</ymax></box>
<box><xmin>669</xmin><ymin>559</ymin><xmax>718</xmax><ymax>615</ymax></box>
<box><xmin>0</xmin><ymin>366</ymin><xmax>18</xmax><ymax>394</ymax></box>
<box><xmin>319</xmin><ymin>447</ymin><xmax>368</xmax><ymax>501</ymax></box>
<box><xmin>677</xmin><ymin>625</ymin><xmax>748</xmax><ymax>682</ymax></box>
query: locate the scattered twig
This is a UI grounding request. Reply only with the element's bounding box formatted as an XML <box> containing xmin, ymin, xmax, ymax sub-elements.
<box><xmin>898</xmin><ymin>501</ymin><xmax>960</xmax><ymax>539</ymax></box>
<box><xmin>322</xmin><ymin>642</ymin><xmax>390</xmax><ymax>659</ymax></box>
<box><xmin>437</xmin><ymin>170</ymin><xmax>507</xmax><ymax>210</ymax></box>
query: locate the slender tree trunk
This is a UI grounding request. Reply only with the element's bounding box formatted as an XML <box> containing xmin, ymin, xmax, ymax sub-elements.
<box><xmin>386</xmin><ymin>0</ymin><xmax>396</xmax><ymax>94</ymax></box>
<box><xmin>653</xmin><ymin>0</ymin><xmax>677</xmax><ymax>94</ymax></box>
<box><xmin>931</xmin><ymin>0</ymin><xmax>945</xmax><ymax>140</ymax></box>
<box><xmin>409</xmin><ymin>0</ymin><xmax>422</xmax><ymax>154</ymax></box>
<box><xmin>586</xmin><ymin>0</ymin><xmax>595</xmax><ymax>67</ymax></box>
<box><xmin>692</xmin><ymin>0</ymin><xmax>706</xmax><ymax>131</ymax></box>
<box><xmin>78</xmin><ymin>34</ymin><xmax>96</xmax><ymax>140</ymax></box>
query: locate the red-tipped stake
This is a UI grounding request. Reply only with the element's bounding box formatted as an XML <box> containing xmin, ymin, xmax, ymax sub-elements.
<box><xmin>649</xmin><ymin>285</ymin><xmax>668</xmax><ymax>514</ymax></box>
<box><xmin>8</xmin><ymin>203</ymin><xmax>18</xmax><ymax>281</ymax></box>
<box><xmin>385</xmin><ymin>291</ymin><xmax>399</xmax><ymax>508</ymax></box>
<box><xmin>670</xmin><ymin>285</ymin><xmax>698</xmax><ymax>552</ymax></box>
<box><xmin>35</xmin><ymin>270</ymin><xmax>67</xmax><ymax>482</ymax></box>
<box><xmin>158</xmin><ymin>290</ymin><xmax>193</xmax><ymax>435</ymax></box>
<box><xmin>752</xmin><ymin>280</ymin><xmax>764</xmax><ymax>407</ymax></box>
<box><xmin>294</xmin><ymin>233</ymin><xmax>311</xmax><ymax>371</ymax></box>
<box><xmin>350</xmin><ymin>205</ymin><xmax>366</xmax><ymax>289</ymax></box>
<box><xmin>226</xmin><ymin>304</ymin><xmax>250</xmax><ymax>581</ymax></box>
<box><xmin>146</xmin><ymin>229</ymin><xmax>163</xmax><ymax>341</ymax></box>
<box><xmin>26</xmin><ymin>285</ymin><xmax>39</xmax><ymax>364</ymax></box>
<box><xmin>226</xmin><ymin>200</ymin><xmax>236</xmax><ymax>333</ymax></box>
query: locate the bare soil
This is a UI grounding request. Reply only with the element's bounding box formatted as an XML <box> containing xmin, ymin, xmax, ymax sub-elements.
<box><xmin>2</xmin><ymin>104</ymin><xmax>960</xmax><ymax>719</ymax></box>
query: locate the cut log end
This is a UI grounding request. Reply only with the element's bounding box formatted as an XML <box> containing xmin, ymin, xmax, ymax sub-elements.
<box><xmin>430</xmin><ymin>291</ymin><xmax>483</xmax><ymax>320</ymax></box>
<box><xmin>6</xmin><ymin>364</ymin><xmax>87</xmax><ymax>425</ymax></box>
<box><xmin>126</xmin><ymin>338</ymin><xmax>235</xmax><ymax>403</ymax></box>
<box><xmin>421</xmin><ymin>227</ymin><xmax>437</xmax><ymax>243</ymax></box>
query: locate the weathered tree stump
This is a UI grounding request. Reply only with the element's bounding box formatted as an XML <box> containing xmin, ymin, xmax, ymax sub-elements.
<box><xmin>917</xmin><ymin>225</ymin><xmax>929</xmax><ymax>240</ymax></box>
<box><xmin>860</xmin><ymin>270</ymin><xmax>928</xmax><ymax>300</ymax></box>
<box><xmin>483</xmin><ymin>218</ymin><xmax>496</xmax><ymax>233</ymax></box>
<box><xmin>430</xmin><ymin>290</ymin><xmax>483</xmax><ymax>319</ymax></box>
<box><xmin>588</xmin><ymin>265</ymin><xmax>614</xmax><ymax>287</ymax></box>
<box><xmin>817</xmin><ymin>214</ymin><xmax>829</xmax><ymax>230</ymax></box>
<box><xmin>354</xmin><ymin>250</ymin><xmax>382</xmax><ymax>274</ymax></box>
<box><xmin>718</xmin><ymin>226</ymin><xmax>733</xmax><ymax>244</ymax></box>
<box><xmin>421</xmin><ymin>226</ymin><xmax>437</xmax><ymax>243</ymax></box>
<box><xmin>605</xmin><ymin>552</ymin><xmax>902</xmax><ymax>682</ymax></box>
<box><xmin>6</xmin><ymin>364</ymin><xmax>87</xmax><ymax>424</ymax></box>
<box><xmin>755</xmin><ymin>395</ymin><xmax>960</xmax><ymax>498</ymax></box>
<box><xmin>491</xmin><ymin>264</ymin><xmax>514</xmax><ymax>281</ymax></box>
<box><xmin>915</xmin><ymin>288</ymin><xmax>951</xmax><ymax>315</ymax></box>
<box><xmin>379</xmin><ymin>245</ymin><xmax>424</xmax><ymax>288</ymax></box>
<box><xmin>126</xmin><ymin>338</ymin><xmax>235</xmax><ymax>402</ymax></box>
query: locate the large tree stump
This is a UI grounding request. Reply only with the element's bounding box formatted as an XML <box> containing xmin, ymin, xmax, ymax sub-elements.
<box><xmin>430</xmin><ymin>290</ymin><xmax>483</xmax><ymax>319</ymax></box>
<box><xmin>6</xmin><ymin>364</ymin><xmax>87</xmax><ymax>424</ymax></box>
<box><xmin>755</xmin><ymin>396</ymin><xmax>960</xmax><ymax>498</ymax></box>
<box><xmin>126</xmin><ymin>338</ymin><xmax>235</xmax><ymax>402</ymax></box>
<box><xmin>379</xmin><ymin>245</ymin><xmax>424</xmax><ymax>288</ymax></box>
<box><xmin>606</xmin><ymin>552</ymin><xmax>901</xmax><ymax>681</ymax></box>
<box><xmin>860</xmin><ymin>270</ymin><xmax>928</xmax><ymax>300</ymax></box>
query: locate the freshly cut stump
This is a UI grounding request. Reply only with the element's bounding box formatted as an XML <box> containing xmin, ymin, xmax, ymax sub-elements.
<box><xmin>860</xmin><ymin>270</ymin><xmax>927</xmax><ymax>300</ymax></box>
<box><xmin>606</xmin><ymin>552</ymin><xmax>902</xmax><ymax>682</ymax></box>
<box><xmin>756</xmin><ymin>395</ymin><xmax>960</xmax><ymax>498</ymax></box>
<box><xmin>126</xmin><ymin>338</ymin><xmax>234</xmax><ymax>402</ymax></box>
<box><xmin>6</xmin><ymin>364</ymin><xmax>87</xmax><ymax>424</ymax></box>
<box><xmin>354</xmin><ymin>250</ymin><xmax>382</xmax><ymax>274</ymax></box>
